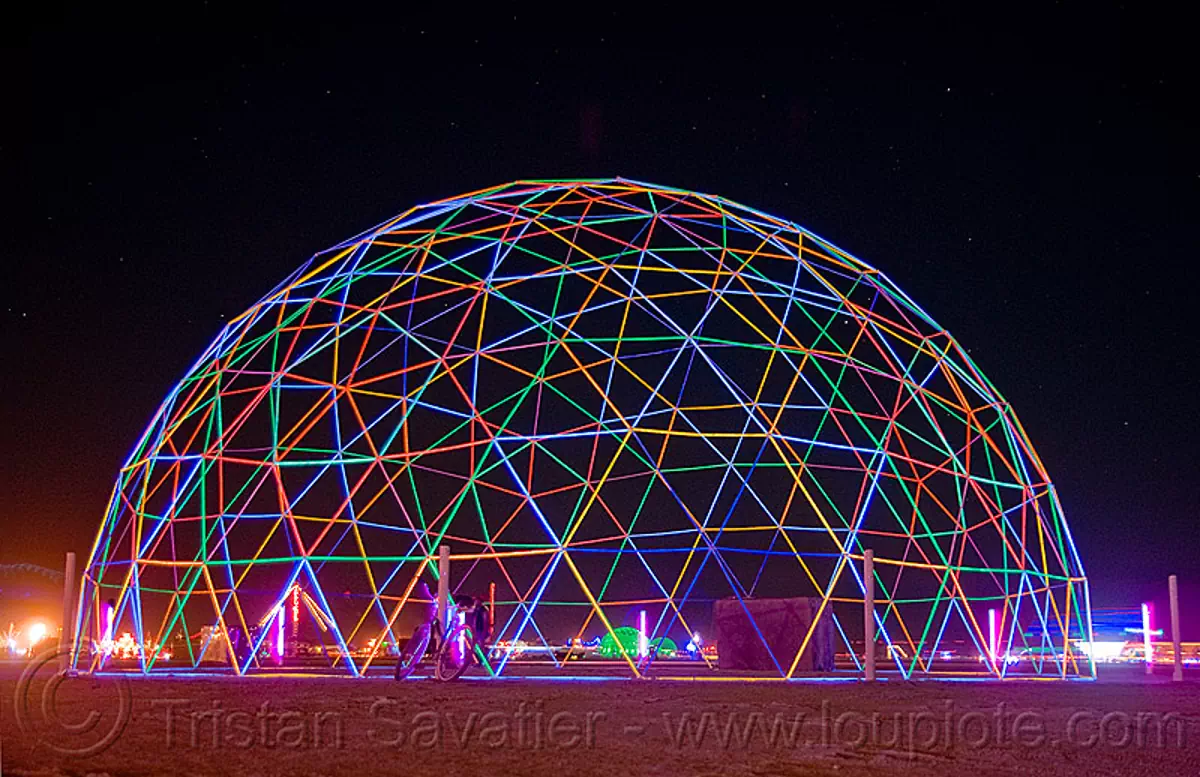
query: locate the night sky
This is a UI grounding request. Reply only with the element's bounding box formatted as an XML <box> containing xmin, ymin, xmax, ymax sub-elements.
<box><xmin>3</xmin><ymin>9</ymin><xmax>1196</xmax><ymax>627</ymax></box>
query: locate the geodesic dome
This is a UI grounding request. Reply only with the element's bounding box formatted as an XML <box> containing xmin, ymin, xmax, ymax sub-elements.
<box><xmin>77</xmin><ymin>179</ymin><xmax>1091</xmax><ymax>678</ymax></box>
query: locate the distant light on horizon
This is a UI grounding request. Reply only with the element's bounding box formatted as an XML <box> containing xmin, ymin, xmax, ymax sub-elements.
<box><xmin>26</xmin><ymin>621</ymin><xmax>48</xmax><ymax>646</ymax></box>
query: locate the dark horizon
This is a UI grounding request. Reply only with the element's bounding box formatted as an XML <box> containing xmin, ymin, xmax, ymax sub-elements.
<box><xmin>2</xmin><ymin>9</ymin><xmax>1196</xmax><ymax>634</ymax></box>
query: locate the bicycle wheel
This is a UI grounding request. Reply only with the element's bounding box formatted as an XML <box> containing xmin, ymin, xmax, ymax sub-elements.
<box><xmin>436</xmin><ymin>623</ymin><xmax>475</xmax><ymax>681</ymax></box>
<box><xmin>395</xmin><ymin>623</ymin><xmax>432</xmax><ymax>680</ymax></box>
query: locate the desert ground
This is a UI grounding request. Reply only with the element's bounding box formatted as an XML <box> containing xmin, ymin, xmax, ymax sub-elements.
<box><xmin>2</xmin><ymin>662</ymin><xmax>1198</xmax><ymax>777</ymax></box>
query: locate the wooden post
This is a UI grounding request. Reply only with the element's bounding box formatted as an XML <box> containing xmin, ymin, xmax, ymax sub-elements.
<box><xmin>864</xmin><ymin>549</ymin><xmax>875</xmax><ymax>681</ymax></box>
<box><xmin>1170</xmin><ymin>575</ymin><xmax>1183</xmax><ymax>682</ymax></box>
<box><xmin>58</xmin><ymin>551</ymin><xmax>77</xmax><ymax>672</ymax></box>
<box><xmin>437</xmin><ymin>545</ymin><xmax>450</xmax><ymax>632</ymax></box>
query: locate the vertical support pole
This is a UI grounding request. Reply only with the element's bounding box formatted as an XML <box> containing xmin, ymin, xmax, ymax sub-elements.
<box><xmin>1169</xmin><ymin>576</ymin><xmax>1182</xmax><ymax>682</ymax></box>
<box><xmin>58</xmin><ymin>551</ymin><xmax>77</xmax><ymax>672</ymax></box>
<box><xmin>638</xmin><ymin>609</ymin><xmax>648</xmax><ymax>658</ymax></box>
<box><xmin>863</xmin><ymin>549</ymin><xmax>875</xmax><ymax>681</ymax></box>
<box><xmin>274</xmin><ymin>605</ymin><xmax>285</xmax><ymax>665</ymax></box>
<box><xmin>1141</xmin><ymin>602</ymin><xmax>1153</xmax><ymax>675</ymax></box>
<box><xmin>988</xmin><ymin>608</ymin><xmax>998</xmax><ymax>672</ymax></box>
<box><xmin>103</xmin><ymin>600</ymin><xmax>116</xmax><ymax>645</ymax></box>
<box><xmin>488</xmin><ymin>581</ymin><xmax>495</xmax><ymax>633</ymax></box>
<box><xmin>289</xmin><ymin>585</ymin><xmax>300</xmax><ymax>657</ymax></box>
<box><xmin>437</xmin><ymin>545</ymin><xmax>450</xmax><ymax>632</ymax></box>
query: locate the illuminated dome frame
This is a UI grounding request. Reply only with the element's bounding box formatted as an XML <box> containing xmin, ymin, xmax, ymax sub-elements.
<box><xmin>75</xmin><ymin>179</ymin><xmax>1092</xmax><ymax>679</ymax></box>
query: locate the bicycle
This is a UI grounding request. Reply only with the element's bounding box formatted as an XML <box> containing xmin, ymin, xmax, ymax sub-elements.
<box><xmin>394</xmin><ymin>607</ymin><xmax>485</xmax><ymax>682</ymax></box>
<box><xmin>635</xmin><ymin>640</ymin><xmax>662</xmax><ymax>675</ymax></box>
